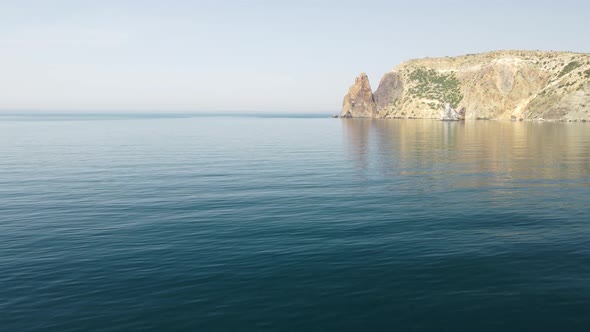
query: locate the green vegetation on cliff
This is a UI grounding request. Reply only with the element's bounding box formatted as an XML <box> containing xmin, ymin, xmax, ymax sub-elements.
<box><xmin>408</xmin><ymin>68</ymin><xmax>463</xmax><ymax>109</ymax></box>
<box><xmin>558</xmin><ymin>61</ymin><xmax>581</xmax><ymax>78</ymax></box>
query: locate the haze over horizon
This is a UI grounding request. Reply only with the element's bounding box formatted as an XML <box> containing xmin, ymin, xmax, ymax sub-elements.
<box><xmin>2</xmin><ymin>0</ymin><xmax>590</xmax><ymax>113</ymax></box>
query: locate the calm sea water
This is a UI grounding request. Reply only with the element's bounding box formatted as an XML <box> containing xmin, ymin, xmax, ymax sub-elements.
<box><xmin>1</xmin><ymin>114</ymin><xmax>590</xmax><ymax>331</ymax></box>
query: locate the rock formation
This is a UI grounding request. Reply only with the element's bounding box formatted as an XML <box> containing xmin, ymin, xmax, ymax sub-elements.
<box><xmin>441</xmin><ymin>103</ymin><xmax>464</xmax><ymax>121</ymax></box>
<box><xmin>340</xmin><ymin>51</ymin><xmax>590</xmax><ymax>121</ymax></box>
<box><xmin>341</xmin><ymin>73</ymin><xmax>377</xmax><ymax>118</ymax></box>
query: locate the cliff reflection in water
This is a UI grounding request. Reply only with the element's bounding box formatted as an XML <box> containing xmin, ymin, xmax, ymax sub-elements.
<box><xmin>342</xmin><ymin>119</ymin><xmax>590</xmax><ymax>190</ymax></box>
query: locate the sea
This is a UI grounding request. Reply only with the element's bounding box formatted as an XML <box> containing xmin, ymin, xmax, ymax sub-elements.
<box><xmin>1</xmin><ymin>113</ymin><xmax>590</xmax><ymax>331</ymax></box>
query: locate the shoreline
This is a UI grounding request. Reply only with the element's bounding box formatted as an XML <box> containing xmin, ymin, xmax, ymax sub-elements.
<box><xmin>333</xmin><ymin>116</ymin><xmax>589</xmax><ymax>123</ymax></box>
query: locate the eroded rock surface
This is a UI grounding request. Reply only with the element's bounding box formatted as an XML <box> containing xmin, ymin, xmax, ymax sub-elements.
<box><xmin>341</xmin><ymin>73</ymin><xmax>377</xmax><ymax>118</ymax></box>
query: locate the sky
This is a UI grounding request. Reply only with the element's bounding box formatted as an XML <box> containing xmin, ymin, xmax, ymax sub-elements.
<box><xmin>1</xmin><ymin>0</ymin><xmax>589</xmax><ymax>113</ymax></box>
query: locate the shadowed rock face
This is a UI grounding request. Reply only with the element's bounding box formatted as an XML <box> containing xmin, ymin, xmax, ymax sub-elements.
<box><xmin>341</xmin><ymin>50</ymin><xmax>590</xmax><ymax>121</ymax></box>
<box><xmin>373</xmin><ymin>72</ymin><xmax>403</xmax><ymax>111</ymax></box>
<box><xmin>341</xmin><ymin>73</ymin><xmax>377</xmax><ymax>118</ymax></box>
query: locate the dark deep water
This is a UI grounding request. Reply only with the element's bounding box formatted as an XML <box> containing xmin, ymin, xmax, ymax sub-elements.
<box><xmin>1</xmin><ymin>114</ymin><xmax>590</xmax><ymax>331</ymax></box>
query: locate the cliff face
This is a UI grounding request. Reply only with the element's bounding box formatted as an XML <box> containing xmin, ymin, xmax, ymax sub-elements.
<box><xmin>341</xmin><ymin>51</ymin><xmax>590</xmax><ymax>121</ymax></box>
<box><xmin>341</xmin><ymin>73</ymin><xmax>377</xmax><ymax>118</ymax></box>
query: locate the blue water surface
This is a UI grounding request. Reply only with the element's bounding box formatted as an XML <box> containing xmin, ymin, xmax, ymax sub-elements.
<box><xmin>1</xmin><ymin>114</ymin><xmax>589</xmax><ymax>331</ymax></box>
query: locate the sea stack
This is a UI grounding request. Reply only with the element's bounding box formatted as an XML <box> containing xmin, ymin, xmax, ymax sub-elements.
<box><xmin>341</xmin><ymin>73</ymin><xmax>377</xmax><ymax>118</ymax></box>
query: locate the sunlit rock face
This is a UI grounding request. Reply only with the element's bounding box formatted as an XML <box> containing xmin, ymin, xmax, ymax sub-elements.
<box><xmin>340</xmin><ymin>73</ymin><xmax>377</xmax><ymax>118</ymax></box>
<box><xmin>342</xmin><ymin>50</ymin><xmax>590</xmax><ymax>121</ymax></box>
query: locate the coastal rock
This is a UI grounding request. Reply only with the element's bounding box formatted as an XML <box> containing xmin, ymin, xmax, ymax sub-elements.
<box><xmin>340</xmin><ymin>73</ymin><xmax>377</xmax><ymax>118</ymax></box>
<box><xmin>342</xmin><ymin>51</ymin><xmax>590</xmax><ymax>121</ymax></box>
<box><xmin>373</xmin><ymin>72</ymin><xmax>404</xmax><ymax>114</ymax></box>
<box><xmin>441</xmin><ymin>103</ymin><xmax>465</xmax><ymax>121</ymax></box>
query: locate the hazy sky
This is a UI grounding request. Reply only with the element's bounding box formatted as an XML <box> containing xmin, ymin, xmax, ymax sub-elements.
<box><xmin>1</xmin><ymin>0</ymin><xmax>589</xmax><ymax>113</ymax></box>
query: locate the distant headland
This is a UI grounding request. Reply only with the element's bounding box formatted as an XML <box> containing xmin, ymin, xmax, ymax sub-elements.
<box><xmin>340</xmin><ymin>50</ymin><xmax>590</xmax><ymax>121</ymax></box>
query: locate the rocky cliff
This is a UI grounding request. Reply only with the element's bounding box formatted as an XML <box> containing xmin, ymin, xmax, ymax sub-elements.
<box><xmin>341</xmin><ymin>51</ymin><xmax>590</xmax><ymax>121</ymax></box>
<box><xmin>341</xmin><ymin>73</ymin><xmax>377</xmax><ymax>118</ymax></box>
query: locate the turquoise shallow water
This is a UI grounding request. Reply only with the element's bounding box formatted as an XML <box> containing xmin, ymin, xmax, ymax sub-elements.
<box><xmin>1</xmin><ymin>114</ymin><xmax>590</xmax><ymax>331</ymax></box>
